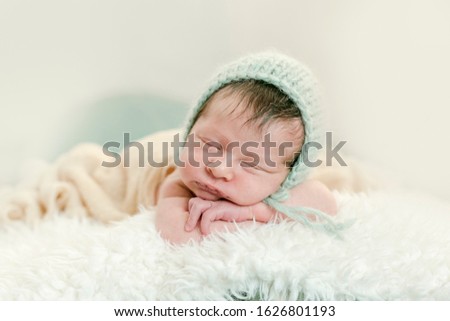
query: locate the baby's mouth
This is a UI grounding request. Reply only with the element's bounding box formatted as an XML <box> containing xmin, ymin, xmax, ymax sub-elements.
<box><xmin>196</xmin><ymin>181</ymin><xmax>223</xmax><ymax>198</ymax></box>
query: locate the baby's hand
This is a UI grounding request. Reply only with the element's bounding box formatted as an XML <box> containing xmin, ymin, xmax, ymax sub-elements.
<box><xmin>185</xmin><ymin>197</ymin><xmax>250</xmax><ymax>235</ymax></box>
<box><xmin>185</xmin><ymin>197</ymin><xmax>213</xmax><ymax>232</ymax></box>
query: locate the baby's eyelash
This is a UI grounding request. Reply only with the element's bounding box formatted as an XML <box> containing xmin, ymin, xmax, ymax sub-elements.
<box><xmin>240</xmin><ymin>161</ymin><xmax>260</xmax><ymax>170</ymax></box>
<box><xmin>204</xmin><ymin>141</ymin><xmax>222</xmax><ymax>150</ymax></box>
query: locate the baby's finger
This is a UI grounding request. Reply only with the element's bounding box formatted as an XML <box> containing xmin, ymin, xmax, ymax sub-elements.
<box><xmin>200</xmin><ymin>211</ymin><xmax>215</xmax><ymax>235</ymax></box>
<box><xmin>188</xmin><ymin>197</ymin><xmax>197</xmax><ymax>212</ymax></box>
<box><xmin>186</xmin><ymin>199</ymin><xmax>214</xmax><ymax>232</ymax></box>
<box><xmin>185</xmin><ymin>209</ymin><xmax>201</xmax><ymax>231</ymax></box>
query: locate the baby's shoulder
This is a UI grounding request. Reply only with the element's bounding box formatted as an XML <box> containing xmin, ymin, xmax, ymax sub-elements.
<box><xmin>289</xmin><ymin>180</ymin><xmax>337</xmax><ymax>216</ymax></box>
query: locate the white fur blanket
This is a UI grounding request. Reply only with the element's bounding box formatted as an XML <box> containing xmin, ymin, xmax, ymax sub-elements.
<box><xmin>1</xmin><ymin>188</ymin><xmax>449</xmax><ymax>300</ymax></box>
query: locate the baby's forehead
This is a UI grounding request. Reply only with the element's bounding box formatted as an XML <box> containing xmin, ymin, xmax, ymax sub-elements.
<box><xmin>200</xmin><ymin>88</ymin><xmax>244</xmax><ymax>117</ymax></box>
<box><xmin>197</xmin><ymin>95</ymin><xmax>302</xmax><ymax>165</ymax></box>
<box><xmin>205</xmin><ymin>90</ymin><xmax>302</xmax><ymax>137</ymax></box>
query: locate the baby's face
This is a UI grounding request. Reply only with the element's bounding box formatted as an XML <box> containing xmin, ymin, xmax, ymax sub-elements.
<box><xmin>179</xmin><ymin>91</ymin><xmax>302</xmax><ymax>206</ymax></box>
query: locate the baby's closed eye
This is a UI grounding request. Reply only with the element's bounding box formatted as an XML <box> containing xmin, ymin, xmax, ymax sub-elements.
<box><xmin>240</xmin><ymin>160</ymin><xmax>269</xmax><ymax>173</ymax></box>
<box><xmin>240</xmin><ymin>160</ymin><xmax>257</xmax><ymax>167</ymax></box>
<box><xmin>204</xmin><ymin>141</ymin><xmax>222</xmax><ymax>152</ymax></box>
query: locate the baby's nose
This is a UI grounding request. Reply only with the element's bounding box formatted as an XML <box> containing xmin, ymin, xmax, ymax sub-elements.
<box><xmin>206</xmin><ymin>160</ymin><xmax>233</xmax><ymax>181</ymax></box>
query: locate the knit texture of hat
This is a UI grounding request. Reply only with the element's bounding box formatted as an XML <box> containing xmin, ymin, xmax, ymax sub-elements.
<box><xmin>182</xmin><ymin>52</ymin><xmax>344</xmax><ymax>234</ymax></box>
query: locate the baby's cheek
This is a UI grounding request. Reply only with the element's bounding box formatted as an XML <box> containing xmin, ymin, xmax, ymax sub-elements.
<box><xmin>230</xmin><ymin>181</ymin><xmax>265</xmax><ymax>205</ymax></box>
<box><xmin>179</xmin><ymin>148</ymin><xmax>187</xmax><ymax>164</ymax></box>
<box><xmin>178</xmin><ymin>152</ymin><xmax>200</xmax><ymax>185</ymax></box>
<box><xmin>181</xmin><ymin>145</ymin><xmax>204</xmax><ymax>167</ymax></box>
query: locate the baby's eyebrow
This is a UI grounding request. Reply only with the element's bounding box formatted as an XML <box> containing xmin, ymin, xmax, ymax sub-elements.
<box><xmin>209</xmin><ymin>131</ymin><xmax>231</xmax><ymax>145</ymax></box>
<box><xmin>196</xmin><ymin>129</ymin><xmax>230</xmax><ymax>145</ymax></box>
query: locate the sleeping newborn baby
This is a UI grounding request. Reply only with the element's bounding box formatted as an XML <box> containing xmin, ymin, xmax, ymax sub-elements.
<box><xmin>0</xmin><ymin>51</ymin><xmax>342</xmax><ymax>244</ymax></box>
<box><xmin>155</xmin><ymin>52</ymin><xmax>338</xmax><ymax>244</ymax></box>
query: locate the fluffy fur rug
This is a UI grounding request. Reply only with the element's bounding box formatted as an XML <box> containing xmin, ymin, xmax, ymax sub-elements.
<box><xmin>0</xmin><ymin>188</ymin><xmax>449</xmax><ymax>300</ymax></box>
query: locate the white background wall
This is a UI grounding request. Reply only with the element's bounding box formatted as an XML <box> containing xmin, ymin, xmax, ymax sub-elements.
<box><xmin>1</xmin><ymin>0</ymin><xmax>449</xmax><ymax>200</ymax></box>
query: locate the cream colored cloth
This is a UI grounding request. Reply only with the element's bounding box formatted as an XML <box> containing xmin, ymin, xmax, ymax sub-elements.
<box><xmin>0</xmin><ymin>129</ymin><xmax>179</xmax><ymax>223</ymax></box>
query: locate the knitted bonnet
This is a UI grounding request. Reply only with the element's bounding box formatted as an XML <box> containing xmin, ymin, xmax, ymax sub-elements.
<box><xmin>182</xmin><ymin>52</ymin><xmax>341</xmax><ymax>233</ymax></box>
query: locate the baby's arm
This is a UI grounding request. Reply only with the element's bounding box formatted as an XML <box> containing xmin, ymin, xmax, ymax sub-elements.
<box><xmin>185</xmin><ymin>197</ymin><xmax>272</xmax><ymax>235</ymax></box>
<box><xmin>247</xmin><ymin>179</ymin><xmax>338</xmax><ymax>222</ymax></box>
<box><xmin>155</xmin><ymin>173</ymin><xmax>261</xmax><ymax>244</ymax></box>
<box><xmin>185</xmin><ymin>179</ymin><xmax>337</xmax><ymax>235</ymax></box>
<box><xmin>155</xmin><ymin>195</ymin><xmax>201</xmax><ymax>244</ymax></box>
<box><xmin>281</xmin><ymin>179</ymin><xmax>338</xmax><ymax>217</ymax></box>
<box><xmin>245</xmin><ymin>179</ymin><xmax>338</xmax><ymax>221</ymax></box>
<box><xmin>184</xmin><ymin>199</ymin><xmax>273</xmax><ymax>235</ymax></box>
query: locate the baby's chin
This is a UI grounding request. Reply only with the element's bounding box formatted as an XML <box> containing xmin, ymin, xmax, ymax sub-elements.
<box><xmin>191</xmin><ymin>184</ymin><xmax>264</xmax><ymax>205</ymax></box>
<box><xmin>194</xmin><ymin>191</ymin><xmax>240</xmax><ymax>204</ymax></box>
<box><xmin>196</xmin><ymin>193</ymin><xmax>220</xmax><ymax>201</ymax></box>
<box><xmin>193</xmin><ymin>189</ymin><xmax>224</xmax><ymax>202</ymax></box>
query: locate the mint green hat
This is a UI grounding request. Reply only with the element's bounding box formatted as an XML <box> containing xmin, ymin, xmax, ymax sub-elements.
<box><xmin>183</xmin><ymin>51</ymin><xmax>342</xmax><ymax>234</ymax></box>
